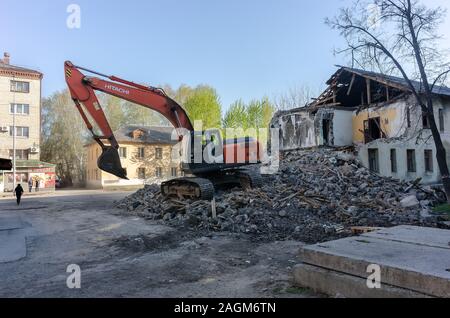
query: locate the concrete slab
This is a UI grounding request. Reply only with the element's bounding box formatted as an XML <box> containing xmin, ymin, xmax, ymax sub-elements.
<box><xmin>0</xmin><ymin>230</ymin><xmax>26</xmax><ymax>263</ymax></box>
<box><xmin>299</xmin><ymin>228</ymin><xmax>450</xmax><ymax>297</ymax></box>
<box><xmin>293</xmin><ymin>264</ymin><xmax>431</xmax><ymax>298</ymax></box>
<box><xmin>0</xmin><ymin>215</ymin><xmax>23</xmax><ymax>231</ymax></box>
<box><xmin>362</xmin><ymin>225</ymin><xmax>450</xmax><ymax>250</ymax></box>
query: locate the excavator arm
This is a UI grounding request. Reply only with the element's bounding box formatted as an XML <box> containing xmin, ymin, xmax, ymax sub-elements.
<box><xmin>64</xmin><ymin>61</ymin><xmax>194</xmax><ymax>179</ymax></box>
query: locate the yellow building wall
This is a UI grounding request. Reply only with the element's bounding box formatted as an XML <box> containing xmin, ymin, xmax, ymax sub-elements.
<box><xmin>352</xmin><ymin>107</ymin><xmax>399</xmax><ymax>144</ymax></box>
<box><xmin>85</xmin><ymin>142</ymin><xmax>180</xmax><ymax>187</ymax></box>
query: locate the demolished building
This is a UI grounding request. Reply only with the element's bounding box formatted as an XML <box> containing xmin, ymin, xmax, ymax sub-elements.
<box><xmin>271</xmin><ymin>66</ymin><xmax>450</xmax><ymax>184</ymax></box>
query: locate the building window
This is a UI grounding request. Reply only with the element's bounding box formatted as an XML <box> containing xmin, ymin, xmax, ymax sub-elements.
<box><xmin>155</xmin><ymin>148</ymin><xmax>163</xmax><ymax>159</ymax></box>
<box><xmin>390</xmin><ymin>149</ymin><xmax>397</xmax><ymax>173</ymax></box>
<box><xmin>9</xmin><ymin>126</ymin><xmax>29</xmax><ymax>138</ymax></box>
<box><xmin>138</xmin><ymin>168</ymin><xmax>146</xmax><ymax>179</ymax></box>
<box><xmin>95</xmin><ymin>169</ymin><xmax>100</xmax><ymax>180</ymax></box>
<box><xmin>368</xmin><ymin>149</ymin><xmax>379</xmax><ymax>173</ymax></box>
<box><xmin>137</xmin><ymin>147</ymin><xmax>145</xmax><ymax>159</ymax></box>
<box><xmin>119</xmin><ymin>147</ymin><xmax>127</xmax><ymax>158</ymax></box>
<box><xmin>363</xmin><ymin>117</ymin><xmax>383</xmax><ymax>144</ymax></box>
<box><xmin>422</xmin><ymin>112</ymin><xmax>430</xmax><ymax>129</ymax></box>
<box><xmin>10</xmin><ymin>80</ymin><xmax>30</xmax><ymax>93</ymax></box>
<box><xmin>155</xmin><ymin>167</ymin><xmax>162</xmax><ymax>178</ymax></box>
<box><xmin>407</xmin><ymin>107</ymin><xmax>411</xmax><ymax>128</ymax></box>
<box><xmin>407</xmin><ymin>149</ymin><xmax>416</xmax><ymax>173</ymax></box>
<box><xmin>424</xmin><ymin>150</ymin><xmax>433</xmax><ymax>173</ymax></box>
<box><xmin>10</xmin><ymin>104</ymin><xmax>30</xmax><ymax>115</ymax></box>
<box><xmin>439</xmin><ymin>109</ymin><xmax>445</xmax><ymax>132</ymax></box>
<box><xmin>9</xmin><ymin>149</ymin><xmax>29</xmax><ymax>160</ymax></box>
<box><xmin>171</xmin><ymin>167</ymin><xmax>177</xmax><ymax>177</ymax></box>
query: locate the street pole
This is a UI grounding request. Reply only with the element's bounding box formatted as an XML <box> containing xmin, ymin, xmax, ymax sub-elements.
<box><xmin>12</xmin><ymin>75</ymin><xmax>16</xmax><ymax>193</ymax></box>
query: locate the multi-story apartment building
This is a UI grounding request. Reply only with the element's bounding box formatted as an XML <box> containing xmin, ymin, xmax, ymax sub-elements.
<box><xmin>0</xmin><ymin>52</ymin><xmax>55</xmax><ymax>192</ymax></box>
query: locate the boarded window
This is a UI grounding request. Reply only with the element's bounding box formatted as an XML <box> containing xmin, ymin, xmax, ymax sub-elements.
<box><xmin>155</xmin><ymin>148</ymin><xmax>163</xmax><ymax>159</ymax></box>
<box><xmin>390</xmin><ymin>149</ymin><xmax>397</xmax><ymax>173</ymax></box>
<box><xmin>439</xmin><ymin>109</ymin><xmax>445</xmax><ymax>132</ymax></box>
<box><xmin>119</xmin><ymin>147</ymin><xmax>127</xmax><ymax>158</ymax></box>
<box><xmin>138</xmin><ymin>168</ymin><xmax>146</xmax><ymax>179</ymax></box>
<box><xmin>368</xmin><ymin>149</ymin><xmax>379</xmax><ymax>173</ymax></box>
<box><xmin>424</xmin><ymin>150</ymin><xmax>433</xmax><ymax>173</ymax></box>
<box><xmin>155</xmin><ymin>167</ymin><xmax>163</xmax><ymax>178</ymax></box>
<box><xmin>407</xmin><ymin>150</ymin><xmax>416</xmax><ymax>173</ymax></box>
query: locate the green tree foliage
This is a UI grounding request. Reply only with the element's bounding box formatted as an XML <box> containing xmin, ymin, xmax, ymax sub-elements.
<box><xmin>182</xmin><ymin>85</ymin><xmax>222</xmax><ymax>129</ymax></box>
<box><xmin>223</xmin><ymin>100</ymin><xmax>247</xmax><ymax>129</ymax></box>
<box><xmin>223</xmin><ymin>97</ymin><xmax>275</xmax><ymax>130</ymax></box>
<box><xmin>41</xmin><ymin>89</ymin><xmax>88</xmax><ymax>185</ymax></box>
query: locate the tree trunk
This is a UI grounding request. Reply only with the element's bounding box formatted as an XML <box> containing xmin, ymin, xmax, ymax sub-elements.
<box><xmin>426</xmin><ymin>110</ymin><xmax>450</xmax><ymax>202</ymax></box>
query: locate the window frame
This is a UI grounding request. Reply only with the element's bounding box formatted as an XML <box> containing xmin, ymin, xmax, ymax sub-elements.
<box><xmin>137</xmin><ymin>168</ymin><xmax>146</xmax><ymax>180</ymax></box>
<box><xmin>118</xmin><ymin>147</ymin><xmax>127</xmax><ymax>158</ymax></box>
<box><xmin>10</xmin><ymin>80</ymin><xmax>30</xmax><ymax>93</ymax></box>
<box><xmin>10</xmin><ymin>103</ymin><xmax>30</xmax><ymax>115</ymax></box>
<box><xmin>439</xmin><ymin>109</ymin><xmax>445</xmax><ymax>132</ymax></box>
<box><xmin>155</xmin><ymin>167</ymin><xmax>163</xmax><ymax>178</ymax></box>
<box><xmin>407</xmin><ymin>149</ymin><xmax>417</xmax><ymax>173</ymax></box>
<box><xmin>390</xmin><ymin>149</ymin><xmax>397</xmax><ymax>173</ymax></box>
<box><xmin>424</xmin><ymin>150</ymin><xmax>434</xmax><ymax>173</ymax></box>
<box><xmin>155</xmin><ymin>147</ymin><xmax>163</xmax><ymax>159</ymax></box>
<box><xmin>9</xmin><ymin>126</ymin><xmax>30</xmax><ymax>138</ymax></box>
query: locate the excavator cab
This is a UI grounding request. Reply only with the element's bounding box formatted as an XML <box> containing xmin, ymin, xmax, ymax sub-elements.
<box><xmin>97</xmin><ymin>146</ymin><xmax>128</xmax><ymax>180</ymax></box>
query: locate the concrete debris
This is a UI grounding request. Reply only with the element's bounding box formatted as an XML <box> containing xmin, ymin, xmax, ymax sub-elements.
<box><xmin>116</xmin><ymin>148</ymin><xmax>448</xmax><ymax>243</ymax></box>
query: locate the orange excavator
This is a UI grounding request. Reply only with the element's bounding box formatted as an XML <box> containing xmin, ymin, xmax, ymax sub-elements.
<box><xmin>64</xmin><ymin>61</ymin><xmax>262</xmax><ymax>200</ymax></box>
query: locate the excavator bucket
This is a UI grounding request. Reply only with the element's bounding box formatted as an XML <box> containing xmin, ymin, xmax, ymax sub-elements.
<box><xmin>97</xmin><ymin>147</ymin><xmax>128</xmax><ymax>179</ymax></box>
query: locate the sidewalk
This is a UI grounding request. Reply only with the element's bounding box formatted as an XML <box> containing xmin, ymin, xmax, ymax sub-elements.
<box><xmin>0</xmin><ymin>190</ymin><xmax>55</xmax><ymax>198</ymax></box>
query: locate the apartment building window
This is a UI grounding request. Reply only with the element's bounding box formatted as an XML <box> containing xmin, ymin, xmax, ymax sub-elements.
<box><xmin>406</xmin><ymin>107</ymin><xmax>411</xmax><ymax>128</ymax></box>
<box><xmin>9</xmin><ymin>149</ymin><xmax>29</xmax><ymax>160</ymax></box>
<box><xmin>439</xmin><ymin>109</ymin><xmax>445</xmax><ymax>132</ymax></box>
<box><xmin>10</xmin><ymin>104</ymin><xmax>30</xmax><ymax>115</ymax></box>
<box><xmin>119</xmin><ymin>147</ymin><xmax>127</xmax><ymax>158</ymax></box>
<box><xmin>422</xmin><ymin>112</ymin><xmax>430</xmax><ymax>129</ymax></box>
<box><xmin>171</xmin><ymin>167</ymin><xmax>177</xmax><ymax>177</ymax></box>
<box><xmin>407</xmin><ymin>149</ymin><xmax>416</xmax><ymax>173</ymax></box>
<box><xmin>138</xmin><ymin>168</ymin><xmax>146</xmax><ymax>179</ymax></box>
<box><xmin>368</xmin><ymin>149</ymin><xmax>379</xmax><ymax>173</ymax></box>
<box><xmin>9</xmin><ymin>126</ymin><xmax>29</xmax><ymax>138</ymax></box>
<box><xmin>155</xmin><ymin>167</ymin><xmax>162</xmax><ymax>178</ymax></box>
<box><xmin>10</xmin><ymin>80</ymin><xmax>30</xmax><ymax>93</ymax></box>
<box><xmin>155</xmin><ymin>148</ymin><xmax>163</xmax><ymax>159</ymax></box>
<box><xmin>137</xmin><ymin>147</ymin><xmax>145</xmax><ymax>159</ymax></box>
<box><xmin>390</xmin><ymin>149</ymin><xmax>397</xmax><ymax>173</ymax></box>
<box><xmin>424</xmin><ymin>150</ymin><xmax>434</xmax><ymax>173</ymax></box>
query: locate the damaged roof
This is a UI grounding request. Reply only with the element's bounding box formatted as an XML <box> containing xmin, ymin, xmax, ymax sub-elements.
<box><xmin>331</xmin><ymin>66</ymin><xmax>450</xmax><ymax>98</ymax></box>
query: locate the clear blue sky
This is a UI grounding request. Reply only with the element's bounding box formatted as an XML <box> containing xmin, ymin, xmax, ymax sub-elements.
<box><xmin>1</xmin><ymin>0</ymin><xmax>449</xmax><ymax>110</ymax></box>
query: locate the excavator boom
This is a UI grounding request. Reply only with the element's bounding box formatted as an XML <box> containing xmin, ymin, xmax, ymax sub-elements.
<box><xmin>64</xmin><ymin>61</ymin><xmax>193</xmax><ymax>179</ymax></box>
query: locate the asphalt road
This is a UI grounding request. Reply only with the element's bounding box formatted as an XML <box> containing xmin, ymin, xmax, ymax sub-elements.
<box><xmin>0</xmin><ymin>190</ymin><xmax>313</xmax><ymax>298</ymax></box>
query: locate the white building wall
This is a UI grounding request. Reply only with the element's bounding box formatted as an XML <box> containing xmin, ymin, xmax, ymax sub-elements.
<box><xmin>333</xmin><ymin>110</ymin><xmax>354</xmax><ymax>146</ymax></box>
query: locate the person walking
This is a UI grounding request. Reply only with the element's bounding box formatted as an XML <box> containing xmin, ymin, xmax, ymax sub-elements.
<box><xmin>14</xmin><ymin>184</ymin><xmax>24</xmax><ymax>205</ymax></box>
<box><xmin>35</xmin><ymin>179</ymin><xmax>39</xmax><ymax>192</ymax></box>
<box><xmin>28</xmin><ymin>177</ymin><xmax>33</xmax><ymax>193</ymax></box>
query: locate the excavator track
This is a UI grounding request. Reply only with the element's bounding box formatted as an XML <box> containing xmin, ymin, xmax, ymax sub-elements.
<box><xmin>238</xmin><ymin>169</ymin><xmax>263</xmax><ymax>190</ymax></box>
<box><xmin>161</xmin><ymin>177</ymin><xmax>215</xmax><ymax>201</ymax></box>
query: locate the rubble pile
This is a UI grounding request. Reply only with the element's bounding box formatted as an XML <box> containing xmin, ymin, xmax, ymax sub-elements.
<box><xmin>116</xmin><ymin>148</ymin><xmax>448</xmax><ymax>243</ymax></box>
